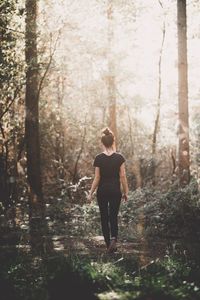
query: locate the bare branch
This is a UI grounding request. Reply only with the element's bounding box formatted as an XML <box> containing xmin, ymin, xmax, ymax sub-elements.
<box><xmin>0</xmin><ymin>25</ymin><xmax>25</xmax><ymax>35</ymax></box>
<box><xmin>158</xmin><ymin>0</ymin><xmax>163</xmax><ymax>9</ymax></box>
<box><xmin>72</xmin><ymin>122</ymin><xmax>87</xmax><ymax>184</ymax></box>
<box><xmin>0</xmin><ymin>86</ymin><xmax>21</xmax><ymax>121</ymax></box>
<box><xmin>36</xmin><ymin>31</ymin><xmax>61</xmax><ymax>102</ymax></box>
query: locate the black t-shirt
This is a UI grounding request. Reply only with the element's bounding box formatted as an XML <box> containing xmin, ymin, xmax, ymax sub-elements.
<box><xmin>93</xmin><ymin>152</ymin><xmax>125</xmax><ymax>195</ymax></box>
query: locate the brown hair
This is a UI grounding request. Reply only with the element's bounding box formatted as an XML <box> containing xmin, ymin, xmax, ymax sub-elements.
<box><xmin>101</xmin><ymin>127</ymin><xmax>115</xmax><ymax>148</ymax></box>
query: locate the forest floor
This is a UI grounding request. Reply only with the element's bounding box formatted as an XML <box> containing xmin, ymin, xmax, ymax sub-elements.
<box><xmin>0</xmin><ymin>226</ymin><xmax>166</xmax><ymax>264</ymax></box>
<box><xmin>50</xmin><ymin>234</ymin><xmax>167</xmax><ymax>266</ymax></box>
<box><xmin>0</xmin><ymin>198</ymin><xmax>190</xmax><ymax>265</ymax></box>
<box><xmin>1</xmin><ymin>192</ymin><xmax>200</xmax><ymax>300</ymax></box>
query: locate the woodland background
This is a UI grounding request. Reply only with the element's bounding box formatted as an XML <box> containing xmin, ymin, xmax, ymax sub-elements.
<box><xmin>1</xmin><ymin>0</ymin><xmax>200</xmax><ymax>300</ymax></box>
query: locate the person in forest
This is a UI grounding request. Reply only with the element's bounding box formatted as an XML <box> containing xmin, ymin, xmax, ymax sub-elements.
<box><xmin>88</xmin><ymin>127</ymin><xmax>129</xmax><ymax>253</ymax></box>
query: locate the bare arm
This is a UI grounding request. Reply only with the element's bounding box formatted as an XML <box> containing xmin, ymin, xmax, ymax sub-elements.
<box><xmin>119</xmin><ymin>163</ymin><xmax>129</xmax><ymax>200</ymax></box>
<box><xmin>88</xmin><ymin>167</ymin><xmax>100</xmax><ymax>201</ymax></box>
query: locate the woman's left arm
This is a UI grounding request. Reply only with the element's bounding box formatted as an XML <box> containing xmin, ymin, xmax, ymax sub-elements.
<box><xmin>88</xmin><ymin>167</ymin><xmax>100</xmax><ymax>202</ymax></box>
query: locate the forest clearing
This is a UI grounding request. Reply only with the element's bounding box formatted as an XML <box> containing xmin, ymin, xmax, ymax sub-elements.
<box><xmin>1</xmin><ymin>0</ymin><xmax>200</xmax><ymax>299</ymax></box>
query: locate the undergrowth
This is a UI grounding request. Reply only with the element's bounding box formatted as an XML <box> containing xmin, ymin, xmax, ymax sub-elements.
<box><xmin>1</xmin><ymin>249</ymin><xmax>200</xmax><ymax>300</ymax></box>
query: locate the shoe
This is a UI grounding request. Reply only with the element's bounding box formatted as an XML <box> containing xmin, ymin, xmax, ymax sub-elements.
<box><xmin>107</xmin><ymin>238</ymin><xmax>117</xmax><ymax>253</ymax></box>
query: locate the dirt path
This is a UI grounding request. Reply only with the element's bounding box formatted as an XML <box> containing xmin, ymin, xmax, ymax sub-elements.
<box><xmin>50</xmin><ymin>234</ymin><xmax>167</xmax><ymax>266</ymax></box>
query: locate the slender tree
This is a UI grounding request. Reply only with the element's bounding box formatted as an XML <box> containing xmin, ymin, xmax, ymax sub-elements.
<box><xmin>25</xmin><ymin>0</ymin><xmax>44</xmax><ymax>253</ymax></box>
<box><xmin>55</xmin><ymin>75</ymin><xmax>65</xmax><ymax>166</ymax></box>
<box><xmin>151</xmin><ymin>0</ymin><xmax>166</xmax><ymax>185</ymax></box>
<box><xmin>152</xmin><ymin>1</ymin><xmax>166</xmax><ymax>156</ymax></box>
<box><xmin>107</xmin><ymin>0</ymin><xmax>117</xmax><ymax>146</ymax></box>
<box><xmin>177</xmin><ymin>0</ymin><xmax>190</xmax><ymax>186</ymax></box>
<box><xmin>0</xmin><ymin>0</ymin><xmax>19</xmax><ymax>209</ymax></box>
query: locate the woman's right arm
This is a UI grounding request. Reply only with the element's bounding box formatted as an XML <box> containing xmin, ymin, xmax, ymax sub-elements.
<box><xmin>88</xmin><ymin>167</ymin><xmax>100</xmax><ymax>203</ymax></box>
<box><xmin>119</xmin><ymin>163</ymin><xmax>129</xmax><ymax>201</ymax></box>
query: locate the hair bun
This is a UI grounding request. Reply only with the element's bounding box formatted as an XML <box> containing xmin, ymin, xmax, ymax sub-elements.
<box><xmin>103</xmin><ymin>127</ymin><xmax>112</xmax><ymax>136</ymax></box>
<box><xmin>101</xmin><ymin>127</ymin><xmax>115</xmax><ymax>147</ymax></box>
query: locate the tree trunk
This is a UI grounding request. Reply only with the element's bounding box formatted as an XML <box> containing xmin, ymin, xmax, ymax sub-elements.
<box><xmin>152</xmin><ymin>22</ymin><xmax>165</xmax><ymax>156</ymax></box>
<box><xmin>126</xmin><ymin>106</ymin><xmax>143</xmax><ymax>189</ymax></box>
<box><xmin>177</xmin><ymin>0</ymin><xmax>190</xmax><ymax>186</ymax></box>
<box><xmin>107</xmin><ymin>0</ymin><xmax>117</xmax><ymax>146</ymax></box>
<box><xmin>152</xmin><ymin>1</ymin><xmax>166</xmax><ymax>186</ymax></box>
<box><xmin>55</xmin><ymin>75</ymin><xmax>65</xmax><ymax>179</ymax></box>
<box><xmin>25</xmin><ymin>0</ymin><xmax>45</xmax><ymax>254</ymax></box>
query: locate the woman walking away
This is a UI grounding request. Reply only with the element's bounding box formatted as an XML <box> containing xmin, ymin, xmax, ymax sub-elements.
<box><xmin>88</xmin><ymin>127</ymin><xmax>129</xmax><ymax>253</ymax></box>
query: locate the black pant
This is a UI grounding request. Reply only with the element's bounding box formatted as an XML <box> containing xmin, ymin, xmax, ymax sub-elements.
<box><xmin>97</xmin><ymin>193</ymin><xmax>121</xmax><ymax>247</ymax></box>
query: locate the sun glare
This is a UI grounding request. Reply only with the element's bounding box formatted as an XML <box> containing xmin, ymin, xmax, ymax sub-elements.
<box><xmin>37</xmin><ymin>0</ymin><xmax>200</xmax><ymax>148</ymax></box>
